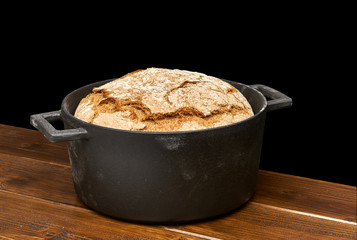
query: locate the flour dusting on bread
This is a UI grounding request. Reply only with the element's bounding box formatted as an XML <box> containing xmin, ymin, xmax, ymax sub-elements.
<box><xmin>74</xmin><ymin>68</ymin><xmax>254</xmax><ymax>132</ymax></box>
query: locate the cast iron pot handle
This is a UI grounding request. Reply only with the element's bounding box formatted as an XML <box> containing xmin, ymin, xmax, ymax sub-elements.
<box><xmin>30</xmin><ymin>110</ymin><xmax>88</xmax><ymax>143</ymax></box>
<box><xmin>250</xmin><ymin>84</ymin><xmax>292</xmax><ymax>112</ymax></box>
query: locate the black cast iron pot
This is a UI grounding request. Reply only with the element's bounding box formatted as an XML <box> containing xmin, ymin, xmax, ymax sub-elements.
<box><xmin>30</xmin><ymin>79</ymin><xmax>292</xmax><ymax>224</ymax></box>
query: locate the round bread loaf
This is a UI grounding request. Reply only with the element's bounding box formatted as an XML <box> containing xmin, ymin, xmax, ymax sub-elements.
<box><xmin>74</xmin><ymin>68</ymin><xmax>254</xmax><ymax>132</ymax></box>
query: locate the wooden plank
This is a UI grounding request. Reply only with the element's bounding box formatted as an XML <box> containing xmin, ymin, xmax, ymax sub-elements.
<box><xmin>0</xmin><ymin>152</ymin><xmax>84</xmax><ymax>208</ymax></box>
<box><xmin>256</xmin><ymin>170</ymin><xmax>357</xmax><ymax>223</ymax></box>
<box><xmin>1</xmin><ymin>151</ymin><xmax>356</xmax><ymax>224</ymax></box>
<box><xmin>1</xmin><ymin>147</ymin><xmax>356</xmax><ymax>222</ymax></box>
<box><xmin>1</xmin><ymin>152</ymin><xmax>356</xmax><ymax>239</ymax></box>
<box><xmin>1</xmin><ymin>190</ymin><xmax>355</xmax><ymax>240</ymax></box>
<box><xmin>0</xmin><ymin>191</ymin><xmax>203</xmax><ymax>240</ymax></box>
<box><xmin>0</xmin><ymin>124</ymin><xmax>66</xmax><ymax>150</ymax></box>
<box><xmin>169</xmin><ymin>201</ymin><xmax>357</xmax><ymax>240</ymax></box>
<box><xmin>0</xmin><ymin>124</ymin><xmax>69</xmax><ymax>166</ymax></box>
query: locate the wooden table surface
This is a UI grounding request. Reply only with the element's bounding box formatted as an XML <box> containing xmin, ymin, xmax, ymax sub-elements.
<box><xmin>0</xmin><ymin>124</ymin><xmax>356</xmax><ymax>239</ymax></box>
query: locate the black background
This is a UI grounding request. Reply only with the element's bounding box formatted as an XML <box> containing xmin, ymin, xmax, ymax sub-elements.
<box><xmin>1</xmin><ymin>11</ymin><xmax>354</xmax><ymax>186</ymax></box>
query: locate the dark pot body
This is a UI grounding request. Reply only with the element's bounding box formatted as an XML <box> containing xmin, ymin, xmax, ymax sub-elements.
<box><xmin>31</xmin><ymin>79</ymin><xmax>292</xmax><ymax>223</ymax></box>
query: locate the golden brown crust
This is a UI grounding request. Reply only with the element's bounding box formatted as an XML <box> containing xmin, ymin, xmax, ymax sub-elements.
<box><xmin>74</xmin><ymin>68</ymin><xmax>254</xmax><ymax>132</ymax></box>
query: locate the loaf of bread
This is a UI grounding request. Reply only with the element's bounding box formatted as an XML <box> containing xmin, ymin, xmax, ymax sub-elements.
<box><xmin>74</xmin><ymin>68</ymin><xmax>254</xmax><ymax>132</ymax></box>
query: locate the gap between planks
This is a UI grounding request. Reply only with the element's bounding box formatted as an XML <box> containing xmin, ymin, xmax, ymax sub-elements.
<box><xmin>159</xmin><ymin>227</ymin><xmax>223</xmax><ymax>240</ymax></box>
<box><xmin>250</xmin><ymin>202</ymin><xmax>357</xmax><ymax>226</ymax></box>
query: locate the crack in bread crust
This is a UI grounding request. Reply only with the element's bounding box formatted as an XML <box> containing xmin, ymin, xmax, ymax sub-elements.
<box><xmin>74</xmin><ymin>68</ymin><xmax>254</xmax><ymax>132</ymax></box>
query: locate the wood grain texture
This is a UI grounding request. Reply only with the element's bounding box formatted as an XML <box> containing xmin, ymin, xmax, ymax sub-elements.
<box><xmin>0</xmin><ymin>191</ymin><xmax>201</xmax><ymax>240</ymax></box>
<box><xmin>0</xmin><ymin>152</ymin><xmax>84</xmax><ymax>207</ymax></box>
<box><xmin>0</xmin><ymin>124</ymin><xmax>69</xmax><ymax>166</ymax></box>
<box><xmin>0</xmin><ymin>124</ymin><xmax>356</xmax><ymax>239</ymax></box>
<box><xmin>255</xmin><ymin>171</ymin><xmax>357</xmax><ymax>222</ymax></box>
<box><xmin>171</xmin><ymin>201</ymin><xmax>356</xmax><ymax>240</ymax></box>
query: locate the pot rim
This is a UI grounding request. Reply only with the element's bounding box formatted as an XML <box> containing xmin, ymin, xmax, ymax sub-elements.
<box><xmin>61</xmin><ymin>79</ymin><xmax>268</xmax><ymax>135</ymax></box>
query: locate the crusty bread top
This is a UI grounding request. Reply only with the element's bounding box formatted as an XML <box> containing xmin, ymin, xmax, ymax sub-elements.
<box><xmin>74</xmin><ymin>68</ymin><xmax>254</xmax><ymax>132</ymax></box>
